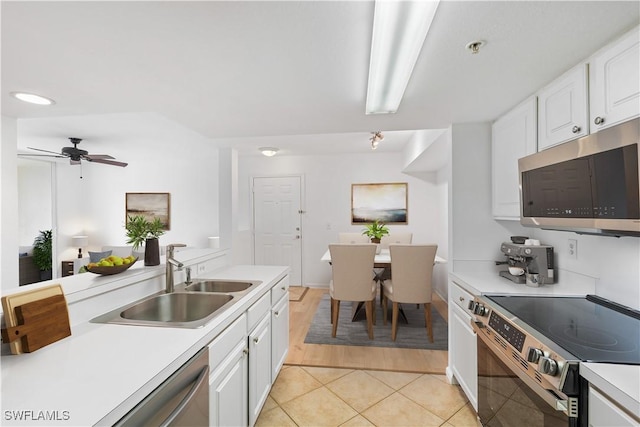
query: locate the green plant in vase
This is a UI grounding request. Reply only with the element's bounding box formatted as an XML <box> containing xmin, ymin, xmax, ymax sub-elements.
<box><xmin>33</xmin><ymin>229</ymin><xmax>53</xmax><ymax>280</ymax></box>
<box><xmin>125</xmin><ymin>215</ymin><xmax>166</xmax><ymax>266</ymax></box>
<box><xmin>361</xmin><ymin>220</ymin><xmax>389</xmax><ymax>243</ymax></box>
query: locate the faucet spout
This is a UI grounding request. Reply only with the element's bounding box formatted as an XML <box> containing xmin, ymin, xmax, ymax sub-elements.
<box><xmin>166</xmin><ymin>243</ymin><xmax>187</xmax><ymax>293</ymax></box>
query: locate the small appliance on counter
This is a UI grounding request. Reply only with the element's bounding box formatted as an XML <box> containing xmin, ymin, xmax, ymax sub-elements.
<box><xmin>496</xmin><ymin>241</ymin><xmax>555</xmax><ymax>287</ymax></box>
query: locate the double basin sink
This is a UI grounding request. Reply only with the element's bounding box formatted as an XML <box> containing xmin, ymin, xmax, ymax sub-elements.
<box><xmin>91</xmin><ymin>280</ymin><xmax>260</xmax><ymax>328</ymax></box>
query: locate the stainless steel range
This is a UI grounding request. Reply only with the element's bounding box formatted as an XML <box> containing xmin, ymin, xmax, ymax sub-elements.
<box><xmin>470</xmin><ymin>294</ymin><xmax>640</xmax><ymax>426</ymax></box>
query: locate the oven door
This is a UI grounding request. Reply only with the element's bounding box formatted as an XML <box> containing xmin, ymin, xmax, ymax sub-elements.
<box><xmin>475</xmin><ymin>326</ymin><xmax>577</xmax><ymax>427</ymax></box>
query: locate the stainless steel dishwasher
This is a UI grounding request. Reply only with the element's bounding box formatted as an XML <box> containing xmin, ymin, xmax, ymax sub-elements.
<box><xmin>115</xmin><ymin>348</ymin><xmax>209</xmax><ymax>427</ymax></box>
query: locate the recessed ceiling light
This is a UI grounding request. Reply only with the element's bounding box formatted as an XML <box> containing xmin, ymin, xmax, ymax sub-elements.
<box><xmin>259</xmin><ymin>147</ymin><xmax>279</xmax><ymax>157</ymax></box>
<box><xmin>465</xmin><ymin>40</ymin><xmax>485</xmax><ymax>54</ymax></box>
<box><xmin>10</xmin><ymin>91</ymin><xmax>55</xmax><ymax>105</ymax></box>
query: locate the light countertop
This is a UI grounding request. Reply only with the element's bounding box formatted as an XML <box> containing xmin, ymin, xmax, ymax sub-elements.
<box><xmin>1</xmin><ymin>264</ymin><xmax>288</xmax><ymax>426</ymax></box>
<box><xmin>581</xmin><ymin>363</ymin><xmax>640</xmax><ymax>417</ymax></box>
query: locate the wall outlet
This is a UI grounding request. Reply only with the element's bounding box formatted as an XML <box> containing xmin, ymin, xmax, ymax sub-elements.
<box><xmin>568</xmin><ymin>239</ymin><xmax>578</xmax><ymax>260</ymax></box>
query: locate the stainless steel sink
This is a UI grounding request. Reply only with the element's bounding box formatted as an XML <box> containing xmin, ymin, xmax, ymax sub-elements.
<box><xmin>91</xmin><ymin>292</ymin><xmax>235</xmax><ymax>328</ymax></box>
<box><xmin>185</xmin><ymin>280</ymin><xmax>254</xmax><ymax>293</ymax></box>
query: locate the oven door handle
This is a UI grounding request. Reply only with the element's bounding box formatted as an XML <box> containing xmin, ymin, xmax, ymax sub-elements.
<box><xmin>472</xmin><ymin>321</ymin><xmax>576</xmax><ymax>417</ymax></box>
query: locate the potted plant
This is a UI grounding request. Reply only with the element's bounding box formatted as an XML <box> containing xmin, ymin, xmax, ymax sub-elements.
<box><xmin>125</xmin><ymin>215</ymin><xmax>166</xmax><ymax>266</ymax></box>
<box><xmin>32</xmin><ymin>229</ymin><xmax>53</xmax><ymax>280</ymax></box>
<box><xmin>361</xmin><ymin>220</ymin><xmax>389</xmax><ymax>244</ymax></box>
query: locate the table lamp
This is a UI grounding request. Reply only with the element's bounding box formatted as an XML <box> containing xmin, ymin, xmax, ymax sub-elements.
<box><xmin>72</xmin><ymin>235</ymin><xmax>89</xmax><ymax>259</ymax></box>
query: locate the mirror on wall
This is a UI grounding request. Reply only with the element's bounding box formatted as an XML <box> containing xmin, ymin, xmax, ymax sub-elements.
<box><xmin>18</xmin><ymin>158</ymin><xmax>55</xmax><ymax>286</ymax></box>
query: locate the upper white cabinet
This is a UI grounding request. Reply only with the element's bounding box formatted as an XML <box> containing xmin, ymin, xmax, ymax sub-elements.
<box><xmin>492</xmin><ymin>96</ymin><xmax>537</xmax><ymax>219</ymax></box>
<box><xmin>590</xmin><ymin>26</ymin><xmax>640</xmax><ymax>132</ymax></box>
<box><xmin>537</xmin><ymin>64</ymin><xmax>589</xmax><ymax>150</ymax></box>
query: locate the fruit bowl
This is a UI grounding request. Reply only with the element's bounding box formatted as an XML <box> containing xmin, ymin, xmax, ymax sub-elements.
<box><xmin>87</xmin><ymin>257</ymin><xmax>138</xmax><ymax>275</ymax></box>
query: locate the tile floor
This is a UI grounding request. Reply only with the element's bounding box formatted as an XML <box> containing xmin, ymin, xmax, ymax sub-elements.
<box><xmin>256</xmin><ymin>365</ymin><xmax>480</xmax><ymax>427</ymax></box>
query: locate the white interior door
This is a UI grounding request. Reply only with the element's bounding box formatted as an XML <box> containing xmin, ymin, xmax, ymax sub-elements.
<box><xmin>253</xmin><ymin>176</ymin><xmax>302</xmax><ymax>284</ymax></box>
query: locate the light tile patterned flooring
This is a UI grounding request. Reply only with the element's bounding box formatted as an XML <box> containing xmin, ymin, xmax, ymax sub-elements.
<box><xmin>256</xmin><ymin>365</ymin><xmax>480</xmax><ymax>427</ymax></box>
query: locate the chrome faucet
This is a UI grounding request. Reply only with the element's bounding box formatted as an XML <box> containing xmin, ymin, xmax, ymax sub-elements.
<box><xmin>185</xmin><ymin>266</ymin><xmax>192</xmax><ymax>285</ymax></box>
<box><xmin>166</xmin><ymin>243</ymin><xmax>186</xmax><ymax>293</ymax></box>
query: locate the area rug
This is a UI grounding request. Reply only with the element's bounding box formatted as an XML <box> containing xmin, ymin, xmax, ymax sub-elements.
<box><xmin>304</xmin><ymin>294</ymin><xmax>448</xmax><ymax>350</ymax></box>
<box><xmin>289</xmin><ymin>286</ymin><xmax>309</xmax><ymax>302</ymax></box>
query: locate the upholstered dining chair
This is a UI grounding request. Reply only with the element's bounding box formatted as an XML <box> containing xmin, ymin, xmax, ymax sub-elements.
<box><xmin>379</xmin><ymin>232</ymin><xmax>413</xmax><ymax>249</ymax></box>
<box><xmin>328</xmin><ymin>243</ymin><xmax>377</xmax><ymax>339</ymax></box>
<box><xmin>375</xmin><ymin>232</ymin><xmax>414</xmax><ymax>286</ymax></box>
<box><xmin>382</xmin><ymin>244</ymin><xmax>438</xmax><ymax>342</ymax></box>
<box><xmin>338</xmin><ymin>233</ymin><xmax>369</xmax><ymax>244</ymax></box>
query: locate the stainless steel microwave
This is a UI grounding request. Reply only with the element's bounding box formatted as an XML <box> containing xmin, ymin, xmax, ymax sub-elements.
<box><xmin>519</xmin><ymin>118</ymin><xmax>640</xmax><ymax>237</ymax></box>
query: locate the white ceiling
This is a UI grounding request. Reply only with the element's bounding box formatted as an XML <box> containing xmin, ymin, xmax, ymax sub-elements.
<box><xmin>2</xmin><ymin>1</ymin><xmax>639</xmax><ymax>157</ymax></box>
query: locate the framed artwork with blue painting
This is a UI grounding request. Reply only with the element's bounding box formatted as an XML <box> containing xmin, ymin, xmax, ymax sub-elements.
<box><xmin>351</xmin><ymin>183</ymin><xmax>408</xmax><ymax>224</ymax></box>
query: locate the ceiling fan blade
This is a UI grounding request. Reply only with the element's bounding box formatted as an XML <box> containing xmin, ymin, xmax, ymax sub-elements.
<box><xmin>27</xmin><ymin>146</ymin><xmax>65</xmax><ymax>156</ymax></box>
<box><xmin>18</xmin><ymin>153</ymin><xmax>66</xmax><ymax>158</ymax></box>
<box><xmin>87</xmin><ymin>158</ymin><xmax>128</xmax><ymax>167</ymax></box>
<box><xmin>84</xmin><ymin>154</ymin><xmax>115</xmax><ymax>160</ymax></box>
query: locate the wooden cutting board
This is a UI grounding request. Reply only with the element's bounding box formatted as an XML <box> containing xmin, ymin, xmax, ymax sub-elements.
<box><xmin>1</xmin><ymin>284</ymin><xmax>71</xmax><ymax>354</ymax></box>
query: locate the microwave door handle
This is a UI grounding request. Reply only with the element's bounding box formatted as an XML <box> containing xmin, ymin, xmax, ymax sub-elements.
<box><xmin>475</xmin><ymin>326</ymin><xmax>575</xmax><ymax>417</ymax></box>
<box><xmin>159</xmin><ymin>365</ymin><xmax>209</xmax><ymax>427</ymax></box>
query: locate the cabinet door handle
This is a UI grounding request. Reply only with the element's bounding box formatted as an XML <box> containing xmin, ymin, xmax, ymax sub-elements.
<box><xmin>281</xmin><ymin>286</ymin><xmax>286</xmax><ymax>290</ymax></box>
<box><xmin>459</xmin><ymin>296</ymin><xmax>464</xmax><ymax>302</ymax></box>
<box><xmin>594</xmin><ymin>116</ymin><xmax>605</xmax><ymax>125</ymax></box>
<box><xmin>572</xmin><ymin>125</ymin><xmax>581</xmax><ymax>133</ymax></box>
<box><xmin>253</xmin><ymin>337</ymin><xmax>260</xmax><ymax>344</ymax></box>
<box><xmin>274</xmin><ymin>311</ymin><xmax>280</xmax><ymax>317</ymax></box>
<box><xmin>243</xmin><ymin>348</ymin><xmax>249</xmax><ymax>356</ymax></box>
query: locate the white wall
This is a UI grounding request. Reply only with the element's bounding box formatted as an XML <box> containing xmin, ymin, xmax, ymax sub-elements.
<box><xmin>236</xmin><ymin>151</ymin><xmax>449</xmax><ymax>296</ymax></box>
<box><xmin>449</xmin><ymin>123</ymin><xmax>532</xmax><ymax>272</ymax></box>
<box><xmin>8</xmin><ymin>113</ymin><xmax>221</xmax><ymax>282</ymax></box>
<box><xmin>1</xmin><ymin>116</ymin><xmax>20</xmax><ymax>292</ymax></box>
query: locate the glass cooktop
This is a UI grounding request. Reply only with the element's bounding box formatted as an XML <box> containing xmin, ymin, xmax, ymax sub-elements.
<box><xmin>486</xmin><ymin>295</ymin><xmax>640</xmax><ymax>365</ymax></box>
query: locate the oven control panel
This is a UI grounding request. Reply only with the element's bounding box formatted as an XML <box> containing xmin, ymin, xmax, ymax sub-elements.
<box><xmin>488</xmin><ymin>311</ymin><xmax>526</xmax><ymax>352</ymax></box>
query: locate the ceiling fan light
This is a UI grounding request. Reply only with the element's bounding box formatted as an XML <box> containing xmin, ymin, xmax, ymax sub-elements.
<box><xmin>10</xmin><ymin>91</ymin><xmax>55</xmax><ymax>106</ymax></box>
<box><xmin>366</xmin><ymin>0</ymin><xmax>440</xmax><ymax>114</ymax></box>
<box><xmin>259</xmin><ymin>147</ymin><xmax>279</xmax><ymax>157</ymax></box>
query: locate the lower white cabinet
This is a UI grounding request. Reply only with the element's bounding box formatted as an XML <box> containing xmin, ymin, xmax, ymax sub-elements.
<box><xmin>208</xmin><ymin>313</ymin><xmax>248</xmax><ymax>427</ymax></box>
<box><xmin>209</xmin><ymin>340</ymin><xmax>248</xmax><ymax>427</ymax></box>
<box><xmin>448</xmin><ymin>280</ymin><xmax>478</xmax><ymax>410</ymax></box>
<box><xmin>588</xmin><ymin>386</ymin><xmax>639</xmax><ymax>427</ymax></box>
<box><xmin>271</xmin><ymin>294</ymin><xmax>289</xmax><ymax>382</ymax></box>
<box><xmin>206</xmin><ymin>274</ymin><xmax>290</xmax><ymax>427</ymax></box>
<box><xmin>248</xmin><ymin>312</ymin><xmax>272</xmax><ymax>426</ymax></box>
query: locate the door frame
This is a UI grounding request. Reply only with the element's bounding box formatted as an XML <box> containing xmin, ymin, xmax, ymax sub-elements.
<box><xmin>250</xmin><ymin>174</ymin><xmax>305</xmax><ymax>284</ymax></box>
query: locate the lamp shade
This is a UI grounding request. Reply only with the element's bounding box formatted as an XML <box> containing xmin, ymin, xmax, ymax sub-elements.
<box><xmin>72</xmin><ymin>235</ymin><xmax>89</xmax><ymax>247</ymax></box>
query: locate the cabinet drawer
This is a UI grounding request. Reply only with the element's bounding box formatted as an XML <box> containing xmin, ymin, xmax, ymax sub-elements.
<box><xmin>209</xmin><ymin>313</ymin><xmax>247</xmax><ymax>369</ymax></box>
<box><xmin>247</xmin><ymin>292</ymin><xmax>270</xmax><ymax>332</ymax></box>
<box><xmin>271</xmin><ymin>276</ymin><xmax>289</xmax><ymax>305</ymax></box>
<box><xmin>449</xmin><ymin>280</ymin><xmax>475</xmax><ymax>311</ymax></box>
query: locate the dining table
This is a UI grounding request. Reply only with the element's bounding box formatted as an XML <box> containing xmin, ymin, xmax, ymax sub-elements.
<box><xmin>321</xmin><ymin>247</ymin><xmax>447</xmax><ymax>321</ymax></box>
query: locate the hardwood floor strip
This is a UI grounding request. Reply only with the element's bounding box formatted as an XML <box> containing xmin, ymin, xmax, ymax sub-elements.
<box><xmin>285</xmin><ymin>288</ymin><xmax>449</xmax><ymax>374</ymax></box>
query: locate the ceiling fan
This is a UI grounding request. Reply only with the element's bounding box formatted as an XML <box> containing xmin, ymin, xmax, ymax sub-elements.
<box><xmin>20</xmin><ymin>137</ymin><xmax>128</xmax><ymax>167</ymax></box>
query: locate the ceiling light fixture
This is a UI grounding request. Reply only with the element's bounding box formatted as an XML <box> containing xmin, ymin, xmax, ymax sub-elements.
<box><xmin>10</xmin><ymin>91</ymin><xmax>55</xmax><ymax>105</ymax></box>
<box><xmin>259</xmin><ymin>147</ymin><xmax>279</xmax><ymax>157</ymax></box>
<box><xmin>465</xmin><ymin>40</ymin><xmax>485</xmax><ymax>54</ymax></box>
<box><xmin>370</xmin><ymin>131</ymin><xmax>384</xmax><ymax>150</ymax></box>
<box><xmin>365</xmin><ymin>0</ymin><xmax>440</xmax><ymax>114</ymax></box>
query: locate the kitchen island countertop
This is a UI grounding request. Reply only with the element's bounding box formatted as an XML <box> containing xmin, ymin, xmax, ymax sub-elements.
<box><xmin>1</xmin><ymin>264</ymin><xmax>288</xmax><ymax>426</ymax></box>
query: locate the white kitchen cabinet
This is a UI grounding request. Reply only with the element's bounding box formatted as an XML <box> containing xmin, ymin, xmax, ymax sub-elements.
<box><xmin>248</xmin><ymin>312</ymin><xmax>272</xmax><ymax>427</ymax></box>
<box><xmin>590</xmin><ymin>26</ymin><xmax>640</xmax><ymax>133</ymax></box>
<box><xmin>271</xmin><ymin>294</ymin><xmax>289</xmax><ymax>382</ymax></box>
<box><xmin>537</xmin><ymin>64</ymin><xmax>589</xmax><ymax>150</ymax></box>
<box><xmin>492</xmin><ymin>96</ymin><xmax>537</xmax><ymax>219</ymax></box>
<box><xmin>208</xmin><ymin>313</ymin><xmax>248</xmax><ymax>427</ymax></box>
<box><xmin>588</xmin><ymin>386</ymin><xmax>639</xmax><ymax>427</ymax></box>
<box><xmin>448</xmin><ymin>280</ymin><xmax>478</xmax><ymax>410</ymax></box>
